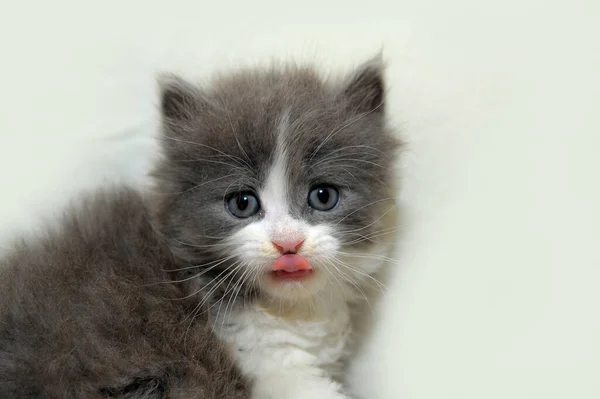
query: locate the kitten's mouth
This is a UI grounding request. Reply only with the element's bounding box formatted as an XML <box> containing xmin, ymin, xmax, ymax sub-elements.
<box><xmin>271</xmin><ymin>254</ymin><xmax>313</xmax><ymax>281</ymax></box>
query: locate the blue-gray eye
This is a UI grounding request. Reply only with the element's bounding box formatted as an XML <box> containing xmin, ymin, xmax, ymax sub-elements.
<box><xmin>308</xmin><ymin>186</ymin><xmax>339</xmax><ymax>211</ymax></box>
<box><xmin>227</xmin><ymin>192</ymin><xmax>260</xmax><ymax>218</ymax></box>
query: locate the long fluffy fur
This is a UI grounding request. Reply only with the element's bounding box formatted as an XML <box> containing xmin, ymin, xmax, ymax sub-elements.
<box><xmin>0</xmin><ymin>188</ymin><xmax>249</xmax><ymax>398</ymax></box>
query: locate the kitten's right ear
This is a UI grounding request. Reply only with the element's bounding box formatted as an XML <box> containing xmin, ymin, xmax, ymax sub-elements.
<box><xmin>158</xmin><ymin>74</ymin><xmax>204</xmax><ymax>121</ymax></box>
<box><xmin>341</xmin><ymin>55</ymin><xmax>386</xmax><ymax>114</ymax></box>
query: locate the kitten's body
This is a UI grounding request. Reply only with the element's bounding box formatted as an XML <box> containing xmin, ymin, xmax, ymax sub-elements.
<box><xmin>0</xmin><ymin>188</ymin><xmax>249</xmax><ymax>398</ymax></box>
<box><xmin>0</xmin><ymin>59</ymin><xmax>400</xmax><ymax>398</ymax></box>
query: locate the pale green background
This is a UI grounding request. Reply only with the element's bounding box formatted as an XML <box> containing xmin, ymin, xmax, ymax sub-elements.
<box><xmin>0</xmin><ymin>1</ymin><xmax>598</xmax><ymax>398</ymax></box>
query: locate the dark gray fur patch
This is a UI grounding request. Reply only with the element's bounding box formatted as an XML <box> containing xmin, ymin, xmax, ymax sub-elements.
<box><xmin>151</xmin><ymin>59</ymin><xmax>400</xmax><ymax>297</ymax></box>
<box><xmin>0</xmin><ymin>188</ymin><xmax>250</xmax><ymax>398</ymax></box>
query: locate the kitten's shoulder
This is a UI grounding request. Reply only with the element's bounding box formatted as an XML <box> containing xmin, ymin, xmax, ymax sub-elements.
<box><xmin>64</xmin><ymin>185</ymin><xmax>153</xmax><ymax>242</ymax></box>
<box><xmin>0</xmin><ymin>185</ymin><xmax>249</xmax><ymax>398</ymax></box>
<box><xmin>0</xmin><ymin>185</ymin><xmax>166</xmax><ymax>282</ymax></box>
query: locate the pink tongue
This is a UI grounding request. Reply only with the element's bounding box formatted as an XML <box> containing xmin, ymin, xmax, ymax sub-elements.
<box><xmin>273</xmin><ymin>254</ymin><xmax>312</xmax><ymax>272</ymax></box>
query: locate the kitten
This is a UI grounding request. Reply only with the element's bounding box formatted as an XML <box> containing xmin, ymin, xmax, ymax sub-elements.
<box><xmin>152</xmin><ymin>57</ymin><xmax>400</xmax><ymax>398</ymax></box>
<box><xmin>0</xmin><ymin>57</ymin><xmax>400</xmax><ymax>399</ymax></box>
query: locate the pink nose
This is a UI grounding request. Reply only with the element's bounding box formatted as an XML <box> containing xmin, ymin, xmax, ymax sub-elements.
<box><xmin>272</xmin><ymin>240</ymin><xmax>304</xmax><ymax>255</ymax></box>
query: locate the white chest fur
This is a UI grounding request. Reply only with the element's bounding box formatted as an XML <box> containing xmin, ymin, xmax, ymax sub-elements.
<box><xmin>213</xmin><ymin>294</ymin><xmax>352</xmax><ymax>399</ymax></box>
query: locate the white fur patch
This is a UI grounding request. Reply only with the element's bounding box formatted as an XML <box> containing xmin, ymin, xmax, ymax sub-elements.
<box><xmin>214</xmin><ymin>295</ymin><xmax>351</xmax><ymax>399</ymax></box>
<box><xmin>260</xmin><ymin>111</ymin><xmax>290</xmax><ymax>219</ymax></box>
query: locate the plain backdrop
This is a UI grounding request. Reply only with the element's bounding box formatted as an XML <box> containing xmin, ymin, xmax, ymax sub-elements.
<box><xmin>1</xmin><ymin>1</ymin><xmax>599</xmax><ymax>398</ymax></box>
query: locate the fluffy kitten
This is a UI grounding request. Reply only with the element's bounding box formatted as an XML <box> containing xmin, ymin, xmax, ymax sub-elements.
<box><xmin>153</xmin><ymin>58</ymin><xmax>400</xmax><ymax>398</ymax></box>
<box><xmin>0</xmin><ymin>58</ymin><xmax>400</xmax><ymax>399</ymax></box>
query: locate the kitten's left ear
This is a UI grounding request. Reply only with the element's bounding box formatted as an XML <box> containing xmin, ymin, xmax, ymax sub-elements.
<box><xmin>158</xmin><ymin>74</ymin><xmax>206</xmax><ymax>121</ymax></box>
<box><xmin>341</xmin><ymin>55</ymin><xmax>386</xmax><ymax>114</ymax></box>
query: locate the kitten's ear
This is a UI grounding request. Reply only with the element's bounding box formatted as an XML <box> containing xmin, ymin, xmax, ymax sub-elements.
<box><xmin>341</xmin><ymin>55</ymin><xmax>386</xmax><ymax>114</ymax></box>
<box><xmin>158</xmin><ymin>74</ymin><xmax>205</xmax><ymax>121</ymax></box>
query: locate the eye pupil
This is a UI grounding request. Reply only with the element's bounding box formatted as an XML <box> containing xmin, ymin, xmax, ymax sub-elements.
<box><xmin>317</xmin><ymin>189</ymin><xmax>329</xmax><ymax>204</ymax></box>
<box><xmin>308</xmin><ymin>185</ymin><xmax>339</xmax><ymax>211</ymax></box>
<box><xmin>227</xmin><ymin>192</ymin><xmax>260</xmax><ymax>218</ymax></box>
<box><xmin>237</xmin><ymin>196</ymin><xmax>248</xmax><ymax>211</ymax></box>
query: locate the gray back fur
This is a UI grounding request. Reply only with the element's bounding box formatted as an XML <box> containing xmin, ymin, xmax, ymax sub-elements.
<box><xmin>0</xmin><ymin>189</ymin><xmax>249</xmax><ymax>398</ymax></box>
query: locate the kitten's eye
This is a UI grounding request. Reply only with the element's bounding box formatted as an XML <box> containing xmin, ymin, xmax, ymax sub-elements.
<box><xmin>308</xmin><ymin>185</ymin><xmax>339</xmax><ymax>211</ymax></box>
<box><xmin>227</xmin><ymin>192</ymin><xmax>260</xmax><ymax>218</ymax></box>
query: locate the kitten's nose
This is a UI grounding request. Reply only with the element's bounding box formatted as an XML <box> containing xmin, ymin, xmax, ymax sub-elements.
<box><xmin>272</xmin><ymin>240</ymin><xmax>304</xmax><ymax>255</ymax></box>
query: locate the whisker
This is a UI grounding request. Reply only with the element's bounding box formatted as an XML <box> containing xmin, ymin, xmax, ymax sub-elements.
<box><xmin>333</xmin><ymin>197</ymin><xmax>398</xmax><ymax>227</ymax></box>
<box><xmin>145</xmin><ymin>259</ymin><xmax>229</xmax><ymax>286</ymax></box>
<box><xmin>336</xmin><ymin>251</ymin><xmax>400</xmax><ymax>266</ymax></box>
<box><xmin>342</xmin><ymin>226</ymin><xmax>404</xmax><ymax>246</ymax></box>
<box><xmin>328</xmin><ymin>256</ymin><xmax>388</xmax><ymax>293</ymax></box>
<box><xmin>225</xmin><ymin>109</ymin><xmax>254</xmax><ymax>170</ymax></box>
<box><xmin>169</xmin><ymin>235</ymin><xmax>227</xmax><ymax>250</ymax></box>
<box><xmin>163</xmin><ymin>255</ymin><xmax>237</xmax><ymax>272</ymax></box>
<box><xmin>309</xmin><ymin>103</ymin><xmax>383</xmax><ymax>162</ymax></box>
<box><xmin>175</xmin><ymin>158</ymin><xmax>247</xmax><ymax>170</ymax></box>
<box><xmin>342</xmin><ymin>225</ymin><xmax>403</xmax><ymax>241</ymax></box>
<box><xmin>310</xmin><ymin>144</ymin><xmax>391</xmax><ymax>166</ymax></box>
<box><xmin>197</xmin><ymin>262</ymin><xmax>254</xmax><ymax>328</ymax></box>
<box><xmin>176</xmin><ymin>261</ymin><xmax>240</xmax><ymax>301</ymax></box>
<box><xmin>312</xmin><ymin>158</ymin><xmax>389</xmax><ymax>171</ymax></box>
<box><xmin>223</xmin><ymin>261</ymin><xmax>256</xmax><ymax>326</ymax></box>
<box><xmin>176</xmin><ymin>173</ymin><xmax>243</xmax><ymax>195</ymax></box>
<box><xmin>325</xmin><ymin>164</ymin><xmax>385</xmax><ymax>184</ymax></box>
<box><xmin>182</xmin><ymin>264</ymin><xmax>240</xmax><ymax>341</ymax></box>
<box><xmin>325</xmin><ymin>259</ymin><xmax>374</xmax><ymax>314</ymax></box>
<box><xmin>181</xmin><ymin>262</ymin><xmax>241</xmax><ymax>342</ymax></box>
<box><xmin>163</xmin><ymin>135</ymin><xmax>251</xmax><ymax>168</ymax></box>
<box><xmin>319</xmin><ymin>260</ymin><xmax>348</xmax><ymax>303</ymax></box>
<box><xmin>214</xmin><ymin>262</ymin><xmax>247</xmax><ymax>326</ymax></box>
<box><xmin>335</xmin><ymin>206</ymin><xmax>397</xmax><ymax>236</ymax></box>
<box><xmin>338</xmin><ymin>224</ymin><xmax>402</xmax><ymax>238</ymax></box>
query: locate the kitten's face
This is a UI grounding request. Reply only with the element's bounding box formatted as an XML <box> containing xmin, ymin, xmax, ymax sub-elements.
<box><xmin>153</xmin><ymin>61</ymin><xmax>399</xmax><ymax>302</ymax></box>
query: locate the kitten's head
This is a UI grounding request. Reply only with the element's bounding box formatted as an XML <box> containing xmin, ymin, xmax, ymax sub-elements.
<box><xmin>152</xmin><ymin>59</ymin><xmax>400</xmax><ymax>303</ymax></box>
